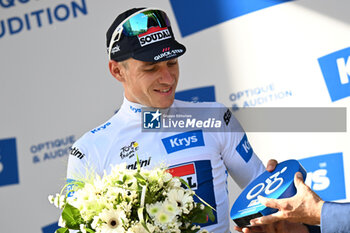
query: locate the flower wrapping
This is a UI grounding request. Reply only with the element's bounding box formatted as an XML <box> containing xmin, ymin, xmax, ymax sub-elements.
<box><xmin>49</xmin><ymin>161</ymin><xmax>215</xmax><ymax>233</ymax></box>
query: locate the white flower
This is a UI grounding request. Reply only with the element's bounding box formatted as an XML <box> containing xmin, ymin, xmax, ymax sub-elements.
<box><xmin>168</xmin><ymin>177</ymin><xmax>181</xmax><ymax>188</ymax></box>
<box><xmin>58</xmin><ymin>216</ymin><xmax>65</xmax><ymax>228</ymax></box>
<box><xmin>80</xmin><ymin>224</ymin><xmax>87</xmax><ymax>233</ymax></box>
<box><xmin>49</xmin><ymin>158</ymin><xmax>210</xmax><ymax>233</ymax></box>
<box><xmin>162</xmin><ymin>200</ymin><xmax>180</xmax><ymax>217</ymax></box>
<box><xmin>52</xmin><ymin>194</ymin><xmax>65</xmax><ymax>209</ymax></box>
<box><xmin>146</xmin><ymin>202</ymin><xmax>162</xmax><ymax>217</ymax></box>
<box><xmin>191</xmin><ymin>225</ymin><xmax>199</xmax><ymax>230</ymax></box>
<box><xmin>91</xmin><ymin>215</ymin><xmax>100</xmax><ymax>230</ymax></box>
<box><xmin>96</xmin><ymin>208</ymin><xmax>126</xmax><ymax>233</ymax></box>
<box><xmin>155</xmin><ymin>211</ymin><xmax>171</xmax><ymax>225</ymax></box>
<box><xmin>48</xmin><ymin>195</ymin><xmax>54</xmax><ymax>204</ymax></box>
<box><xmin>167</xmin><ymin>189</ymin><xmax>193</xmax><ymax>213</ymax></box>
<box><xmin>127</xmin><ymin>222</ymin><xmax>152</xmax><ymax>233</ymax></box>
<box><xmin>162</xmin><ymin>172</ymin><xmax>173</xmax><ymax>183</ymax></box>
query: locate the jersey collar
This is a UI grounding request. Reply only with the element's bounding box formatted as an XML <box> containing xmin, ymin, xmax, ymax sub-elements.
<box><xmin>119</xmin><ymin>97</ymin><xmax>171</xmax><ymax>119</ymax></box>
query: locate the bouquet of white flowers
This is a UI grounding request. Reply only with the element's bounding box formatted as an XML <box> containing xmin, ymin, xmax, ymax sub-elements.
<box><xmin>49</xmin><ymin>159</ymin><xmax>214</xmax><ymax>233</ymax></box>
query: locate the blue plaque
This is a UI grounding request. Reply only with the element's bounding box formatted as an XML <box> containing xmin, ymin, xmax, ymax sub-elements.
<box><xmin>230</xmin><ymin>159</ymin><xmax>307</xmax><ymax>227</ymax></box>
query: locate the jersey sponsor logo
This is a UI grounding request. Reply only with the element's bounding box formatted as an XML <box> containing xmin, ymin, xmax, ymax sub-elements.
<box><xmin>168</xmin><ymin>160</ymin><xmax>217</xmax><ymax>227</ymax></box>
<box><xmin>236</xmin><ymin>134</ymin><xmax>253</xmax><ymax>163</ymax></box>
<box><xmin>223</xmin><ymin>108</ymin><xmax>232</xmax><ymax>125</ymax></box>
<box><xmin>0</xmin><ymin>138</ymin><xmax>19</xmax><ymax>187</ymax></box>
<box><xmin>90</xmin><ymin>122</ymin><xmax>111</xmax><ymax>134</ymax></box>
<box><xmin>161</xmin><ymin>130</ymin><xmax>205</xmax><ymax>154</ymax></box>
<box><xmin>167</xmin><ymin>163</ymin><xmax>197</xmax><ymax>189</ymax></box>
<box><xmin>120</xmin><ymin>141</ymin><xmax>139</xmax><ymax>159</ymax></box>
<box><xmin>126</xmin><ymin>157</ymin><xmax>151</xmax><ymax>170</ymax></box>
<box><xmin>130</xmin><ymin>105</ymin><xmax>141</xmax><ymax>113</ymax></box>
<box><xmin>299</xmin><ymin>152</ymin><xmax>346</xmax><ymax>201</ymax></box>
<box><xmin>138</xmin><ymin>28</ymin><xmax>171</xmax><ymax>47</ymax></box>
<box><xmin>69</xmin><ymin>147</ymin><xmax>85</xmax><ymax>159</ymax></box>
<box><xmin>318</xmin><ymin>47</ymin><xmax>350</xmax><ymax>102</ymax></box>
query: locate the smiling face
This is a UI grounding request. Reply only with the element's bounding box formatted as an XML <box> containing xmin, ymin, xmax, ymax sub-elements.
<box><xmin>109</xmin><ymin>57</ymin><xmax>179</xmax><ymax>108</ymax></box>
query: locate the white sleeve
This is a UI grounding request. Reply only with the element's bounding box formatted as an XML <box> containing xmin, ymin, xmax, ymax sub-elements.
<box><xmin>218</xmin><ymin>106</ymin><xmax>265</xmax><ymax>188</ymax></box>
<box><xmin>66</xmin><ymin>142</ymin><xmax>89</xmax><ymax>181</ymax></box>
<box><xmin>66</xmin><ymin>134</ymin><xmax>100</xmax><ymax>193</ymax></box>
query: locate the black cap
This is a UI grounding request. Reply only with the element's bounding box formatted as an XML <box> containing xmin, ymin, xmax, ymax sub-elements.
<box><xmin>106</xmin><ymin>8</ymin><xmax>186</xmax><ymax>62</ymax></box>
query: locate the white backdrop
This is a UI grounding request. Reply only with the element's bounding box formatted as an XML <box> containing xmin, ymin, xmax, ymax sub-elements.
<box><xmin>0</xmin><ymin>0</ymin><xmax>349</xmax><ymax>232</ymax></box>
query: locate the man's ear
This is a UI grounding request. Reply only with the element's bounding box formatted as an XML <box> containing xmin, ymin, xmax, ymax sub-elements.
<box><xmin>109</xmin><ymin>60</ymin><xmax>125</xmax><ymax>82</ymax></box>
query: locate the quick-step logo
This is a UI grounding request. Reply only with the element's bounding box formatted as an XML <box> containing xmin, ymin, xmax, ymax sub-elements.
<box><xmin>318</xmin><ymin>47</ymin><xmax>350</xmax><ymax>102</ymax></box>
<box><xmin>161</xmin><ymin>130</ymin><xmax>204</xmax><ymax>154</ymax></box>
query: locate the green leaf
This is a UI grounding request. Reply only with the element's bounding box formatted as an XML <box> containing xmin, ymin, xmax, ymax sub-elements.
<box><xmin>178</xmin><ymin>177</ymin><xmax>191</xmax><ymax>189</ymax></box>
<box><xmin>134</xmin><ymin>172</ymin><xmax>146</xmax><ymax>185</ymax></box>
<box><xmin>191</xmin><ymin>212</ymin><xmax>208</xmax><ymax>224</ymax></box>
<box><xmin>55</xmin><ymin>228</ymin><xmax>69</xmax><ymax>233</ymax></box>
<box><xmin>179</xmin><ymin>176</ymin><xmax>216</xmax><ymax>212</ymax></box>
<box><xmin>191</xmin><ymin>206</ymin><xmax>215</xmax><ymax>224</ymax></box>
<box><xmin>136</xmin><ymin>153</ymin><xmax>141</xmax><ymax>172</ymax></box>
<box><xmin>204</xmin><ymin>206</ymin><xmax>215</xmax><ymax>222</ymax></box>
<box><xmin>140</xmin><ymin>221</ymin><xmax>151</xmax><ymax>233</ymax></box>
<box><xmin>61</xmin><ymin>203</ymin><xmax>84</xmax><ymax>230</ymax></box>
<box><xmin>85</xmin><ymin>228</ymin><xmax>95</xmax><ymax>233</ymax></box>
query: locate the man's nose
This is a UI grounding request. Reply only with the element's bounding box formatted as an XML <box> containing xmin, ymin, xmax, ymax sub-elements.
<box><xmin>158</xmin><ymin>67</ymin><xmax>174</xmax><ymax>84</ymax></box>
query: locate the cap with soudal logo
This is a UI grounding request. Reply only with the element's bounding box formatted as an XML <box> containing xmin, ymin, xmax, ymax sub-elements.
<box><xmin>106</xmin><ymin>8</ymin><xmax>186</xmax><ymax>62</ymax></box>
<box><xmin>230</xmin><ymin>159</ymin><xmax>307</xmax><ymax>228</ymax></box>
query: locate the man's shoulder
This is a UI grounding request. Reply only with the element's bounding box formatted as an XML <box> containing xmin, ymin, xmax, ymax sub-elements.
<box><xmin>73</xmin><ymin>114</ymin><xmax>121</xmax><ymax>149</ymax></box>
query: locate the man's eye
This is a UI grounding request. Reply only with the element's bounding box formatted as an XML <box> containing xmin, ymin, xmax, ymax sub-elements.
<box><xmin>144</xmin><ymin>67</ymin><xmax>156</xmax><ymax>72</ymax></box>
<box><xmin>168</xmin><ymin>61</ymin><xmax>178</xmax><ymax>66</ymax></box>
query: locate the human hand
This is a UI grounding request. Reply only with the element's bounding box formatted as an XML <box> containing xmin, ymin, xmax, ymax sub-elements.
<box><xmin>250</xmin><ymin>172</ymin><xmax>324</xmax><ymax>226</ymax></box>
<box><xmin>266</xmin><ymin>159</ymin><xmax>278</xmax><ymax>172</ymax></box>
<box><xmin>234</xmin><ymin>221</ymin><xmax>309</xmax><ymax>233</ymax></box>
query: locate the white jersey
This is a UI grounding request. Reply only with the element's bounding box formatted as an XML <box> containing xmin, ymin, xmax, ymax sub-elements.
<box><xmin>67</xmin><ymin>97</ymin><xmax>265</xmax><ymax>233</ymax></box>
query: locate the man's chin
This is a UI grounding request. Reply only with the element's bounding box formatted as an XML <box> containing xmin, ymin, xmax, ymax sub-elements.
<box><xmin>154</xmin><ymin>99</ymin><xmax>175</xmax><ymax>109</ymax></box>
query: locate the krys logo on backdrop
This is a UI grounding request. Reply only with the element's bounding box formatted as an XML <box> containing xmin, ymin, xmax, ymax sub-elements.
<box><xmin>299</xmin><ymin>152</ymin><xmax>346</xmax><ymax>201</ymax></box>
<box><xmin>318</xmin><ymin>47</ymin><xmax>350</xmax><ymax>102</ymax></box>
<box><xmin>0</xmin><ymin>0</ymin><xmax>88</xmax><ymax>39</ymax></box>
<box><xmin>0</xmin><ymin>137</ymin><xmax>19</xmax><ymax>187</ymax></box>
<box><xmin>169</xmin><ymin>0</ymin><xmax>292</xmax><ymax>37</ymax></box>
<box><xmin>42</xmin><ymin>222</ymin><xmax>58</xmax><ymax>233</ymax></box>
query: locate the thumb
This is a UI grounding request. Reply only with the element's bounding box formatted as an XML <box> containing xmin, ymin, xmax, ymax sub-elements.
<box><xmin>257</xmin><ymin>195</ymin><xmax>280</xmax><ymax>209</ymax></box>
<box><xmin>294</xmin><ymin>172</ymin><xmax>305</xmax><ymax>190</ymax></box>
